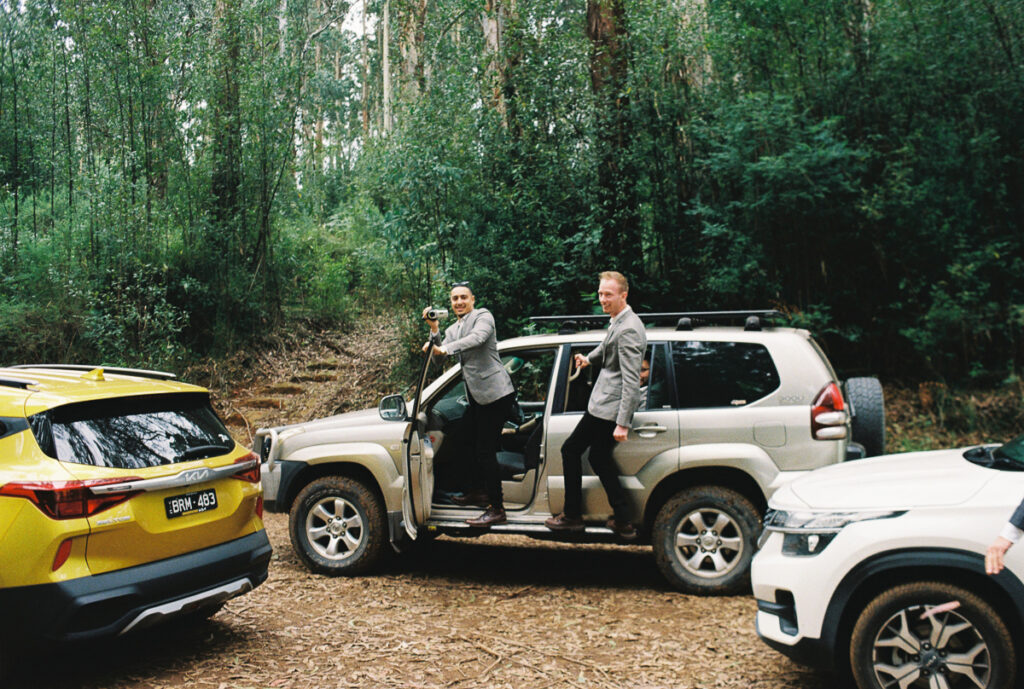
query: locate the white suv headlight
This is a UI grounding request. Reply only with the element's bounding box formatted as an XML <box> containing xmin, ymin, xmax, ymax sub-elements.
<box><xmin>761</xmin><ymin>509</ymin><xmax>906</xmax><ymax>556</ymax></box>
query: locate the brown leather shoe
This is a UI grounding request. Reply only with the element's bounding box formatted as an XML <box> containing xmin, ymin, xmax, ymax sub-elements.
<box><xmin>544</xmin><ymin>513</ymin><xmax>585</xmax><ymax>532</ymax></box>
<box><xmin>451</xmin><ymin>489</ymin><xmax>489</xmax><ymax>506</ymax></box>
<box><xmin>466</xmin><ymin>505</ymin><xmax>506</xmax><ymax>527</ymax></box>
<box><xmin>606</xmin><ymin>517</ymin><xmax>638</xmax><ymax>541</ymax></box>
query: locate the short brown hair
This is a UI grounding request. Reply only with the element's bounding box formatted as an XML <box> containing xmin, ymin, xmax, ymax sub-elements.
<box><xmin>599</xmin><ymin>270</ymin><xmax>629</xmax><ymax>293</ymax></box>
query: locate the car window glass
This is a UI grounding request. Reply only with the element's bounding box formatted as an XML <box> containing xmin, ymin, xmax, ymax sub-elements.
<box><xmin>641</xmin><ymin>344</ymin><xmax>672</xmax><ymax>411</ymax></box>
<box><xmin>429</xmin><ymin>348</ymin><xmax>556</xmax><ymax>421</ymax></box>
<box><xmin>505</xmin><ymin>349</ymin><xmax>557</xmax><ymax>407</ymax></box>
<box><xmin>29</xmin><ymin>393</ymin><xmax>234</xmax><ymax>468</ymax></box>
<box><xmin>561</xmin><ymin>344</ymin><xmax>602</xmax><ymax>413</ymax></box>
<box><xmin>672</xmin><ymin>341</ymin><xmax>780</xmax><ymax>408</ymax></box>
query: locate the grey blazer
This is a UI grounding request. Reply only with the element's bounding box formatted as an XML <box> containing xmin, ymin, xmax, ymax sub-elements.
<box><xmin>586</xmin><ymin>306</ymin><xmax>647</xmax><ymax>427</ymax></box>
<box><xmin>1012</xmin><ymin>497</ymin><xmax>1024</xmax><ymax>530</ymax></box>
<box><xmin>432</xmin><ymin>308</ymin><xmax>514</xmax><ymax>406</ymax></box>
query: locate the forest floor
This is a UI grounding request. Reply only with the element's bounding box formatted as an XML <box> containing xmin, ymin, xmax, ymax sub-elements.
<box><xmin>12</xmin><ymin>315</ymin><xmax>1018</xmax><ymax>689</ymax></box>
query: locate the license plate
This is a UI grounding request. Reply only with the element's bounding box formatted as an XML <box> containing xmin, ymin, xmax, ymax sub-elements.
<box><xmin>164</xmin><ymin>488</ymin><xmax>218</xmax><ymax>519</ymax></box>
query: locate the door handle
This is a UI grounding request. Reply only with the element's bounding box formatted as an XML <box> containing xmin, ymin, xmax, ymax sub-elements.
<box><xmin>633</xmin><ymin>424</ymin><xmax>667</xmax><ymax>436</ymax></box>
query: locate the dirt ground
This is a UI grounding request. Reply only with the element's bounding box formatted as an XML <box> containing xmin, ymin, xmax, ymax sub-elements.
<box><xmin>13</xmin><ymin>316</ymin><xmax>836</xmax><ymax>689</ymax></box>
<box><xmin>20</xmin><ymin>514</ymin><xmax>832</xmax><ymax>689</ymax></box>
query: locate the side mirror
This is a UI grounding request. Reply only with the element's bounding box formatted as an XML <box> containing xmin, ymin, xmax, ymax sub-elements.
<box><xmin>378</xmin><ymin>394</ymin><xmax>408</xmax><ymax>421</ymax></box>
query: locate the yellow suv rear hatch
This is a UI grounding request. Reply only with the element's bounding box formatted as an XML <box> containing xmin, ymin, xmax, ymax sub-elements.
<box><xmin>23</xmin><ymin>380</ymin><xmax>262</xmax><ymax>574</ymax></box>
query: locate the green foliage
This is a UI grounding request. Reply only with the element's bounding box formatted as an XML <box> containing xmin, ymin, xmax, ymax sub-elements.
<box><xmin>0</xmin><ymin>0</ymin><xmax>1022</xmax><ymax>385</ymax></box>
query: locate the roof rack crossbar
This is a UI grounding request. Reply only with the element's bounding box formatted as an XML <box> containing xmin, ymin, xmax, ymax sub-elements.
<box><xmin>530</xmin><ymin>310</ymin><xmax>782</xmax><ymax>331</ymax></box>
<box><xmin>9</xmin><ymin>364</ymin><xmax>177</xmax><ymax>381</ymax></box>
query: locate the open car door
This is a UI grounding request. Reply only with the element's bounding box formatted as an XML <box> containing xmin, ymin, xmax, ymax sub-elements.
<box><xmin>401</xmin><ymin>348</ymin><xmax>435</xmax><ymax>539</ymax></box>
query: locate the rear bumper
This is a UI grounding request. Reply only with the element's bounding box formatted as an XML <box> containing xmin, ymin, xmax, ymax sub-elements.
<box><xmin>0</xmin><ymin>530</ymin><xmax>272</xmax><ymax>642</ymax></box>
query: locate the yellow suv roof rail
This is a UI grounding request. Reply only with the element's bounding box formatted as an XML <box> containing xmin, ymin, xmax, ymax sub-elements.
<box><xmin>0</xmin><ymin>376</ymin><xmax>39</xmax><ymax>390</ymax></box>
<box><xmin>8</xmin><ymin>364</ymin><xmax>177</xmax><ymax>381</ymax></box>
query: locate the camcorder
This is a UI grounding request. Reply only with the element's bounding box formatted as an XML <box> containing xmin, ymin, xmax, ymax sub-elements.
<box><xmin>425</xmin><ymin>308</ymin><xmax>448</xmax><ymax>321</ymax></box>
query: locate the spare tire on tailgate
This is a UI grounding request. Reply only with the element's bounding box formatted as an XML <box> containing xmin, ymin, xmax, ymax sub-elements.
<box><xmin>845</xmin><ymin>377</ymin><xmax>886</xmax><ymax>457</ymax></box>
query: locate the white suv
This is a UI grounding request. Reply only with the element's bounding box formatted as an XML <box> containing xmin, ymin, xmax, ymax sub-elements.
<box><xmin>752</xmin><ymin>435</ymin><xmax>1024</xmax><ymax>689</ymax></box>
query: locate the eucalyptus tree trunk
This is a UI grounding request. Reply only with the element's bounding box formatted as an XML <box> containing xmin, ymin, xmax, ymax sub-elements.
<box><xmin>399</xmin><ymin>0</ymin><xmax>428</xmax><ymax>102</ymax></box>
<box><xmin>382</xmin><ymin>0</ymin><xmax>393</xmax><ymax>131</ymax></box>
<box><xmin>210</xmin><ymin>0</ymin><xmax>243</xmax><ymax>252</ymax></box>
<box><xmin>587</xmin><ymin>0</ymin><xmax>639</xmax><ymax>276</ymax></box>
<box><xmin>844</xmin><ymin>0</ymin><xmax>873</xmax><ymax>75</ymax></box>
<box><xmin>361</xmin><ymin>0</ymin><xmax>369</xmax><ymax>134</ymax></box>
<box><xmin>61</xmin><ymin>40</ymin><xmax>73</xmax><ymax>230</ymax></box>
<box><xmin>6</xmin><ymin>39</ymin><xmax>20</xmax><ymax>263</ymax></box>
<box><xmin>481</xmin><ymin>0</ymin><xmax>505</xmax><ymax>121</ymax></box>
<box><xmin>681</xmin><ymin>0</ymin><xmax>711</xmax><ymax>90</ymax></box>
<box><xmin>279</xmin><ymin>0</ymin><xmax>288</xmax><ymax>57</ymax></box>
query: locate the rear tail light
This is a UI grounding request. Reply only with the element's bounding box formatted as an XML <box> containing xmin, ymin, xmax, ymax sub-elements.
<box><xmin>811</xmin><ymin>382</ymin><xmax>848</xmax><ymax>440</ymax></box>
<box><xmin>231</xmin><ymin>452</ymin><xmax>261</xmax><ymax>483</ymax></box>
<box><xmin>0</xmin><ymin>478</ymin><xmax>142</xmax><ymax>520</ymax></box>
<box><xmin>255</xmin><ymin>495</ymin><xmax>264</xmax><ymax>518</ymax></box>
<box><xmin>53</xmin><ymin>538</ymin><xmax>74</xmax><ymax>571</ymax></box>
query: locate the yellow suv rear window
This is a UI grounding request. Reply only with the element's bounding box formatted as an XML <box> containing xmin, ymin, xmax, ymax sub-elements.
<box><xmin>29</xmin><ymin>393</ymin><xmax>233</xmax><ymax>469</ymax></box>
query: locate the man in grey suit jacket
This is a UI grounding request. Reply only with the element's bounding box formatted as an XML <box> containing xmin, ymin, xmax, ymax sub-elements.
<box><xmin>545</xmin><ymin>271</ymin><xmax>646</xmax><ymax>539</ymax></box>
<box><xmin>424</xmin><ymin>283</ymin><xmax>515</xmax><ymax>527</ymax></box>
<box><xmin>986</xmin><ymin>497</ymin><xmax>1024</xmax><ymax>574</ymax></box>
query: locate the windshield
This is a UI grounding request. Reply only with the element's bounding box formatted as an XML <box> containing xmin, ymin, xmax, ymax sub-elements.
<box><xmin>30</xmin><ymin>392</ymin><xmax>234</xmax><ymax>469</ymax></box>
<box><xmin>964</xmin><ymin>434</ymin><xmax>1024</xmax><ymax>472</ymax></box>
<box><xmin>994</xmin><ymin>435</ymin><xmax>1024</xmax><ymax>467</ymax></box>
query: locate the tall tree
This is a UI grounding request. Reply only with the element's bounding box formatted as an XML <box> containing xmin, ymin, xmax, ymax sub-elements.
<box><xmin>587</xmin><ymin>0</ymin><xmax>639</xmax><ymax>277</ymax></box>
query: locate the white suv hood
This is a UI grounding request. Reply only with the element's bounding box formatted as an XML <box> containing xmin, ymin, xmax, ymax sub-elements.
<box><xmin>788</xmin><ymin>448</ymin><xmax>994</xmax><ymax>510</ymax></box>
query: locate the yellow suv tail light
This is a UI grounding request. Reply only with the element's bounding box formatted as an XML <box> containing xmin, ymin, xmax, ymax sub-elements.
<box><xmin>0</xmin><ymin>478</ymin><xmax>142</xmax><ymax>519</ymax></box>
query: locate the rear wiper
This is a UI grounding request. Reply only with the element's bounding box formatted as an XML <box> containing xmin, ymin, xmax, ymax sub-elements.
<box><xmin>179</xmin><ymin>443</ymin><xmax>234</xmax><ymax>461</ymax></box>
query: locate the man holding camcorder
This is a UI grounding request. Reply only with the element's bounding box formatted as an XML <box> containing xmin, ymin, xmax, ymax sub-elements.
<box><xmin>423</xmin><ymin>282</ymin><xmax>515</xmax><ymax>527</ymax></box>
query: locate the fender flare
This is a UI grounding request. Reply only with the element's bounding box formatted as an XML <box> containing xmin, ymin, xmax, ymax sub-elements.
<box><xmin>819</xmin><ymin>548</ymin><xmax>1024</xmax><ymax>670</ymax></box>
<box><xmin>277</xmin><ymin>443</ymin><xmax>402</xmax><ymax>513</ymax></box>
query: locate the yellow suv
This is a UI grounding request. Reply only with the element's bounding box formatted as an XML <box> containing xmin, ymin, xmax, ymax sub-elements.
<box><xmin>0</xmin><ymin>365</ymin><xmax>271</xmax><ymax>675</ymax></box>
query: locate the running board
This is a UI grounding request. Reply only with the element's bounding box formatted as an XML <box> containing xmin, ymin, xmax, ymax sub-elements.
<box><xmin>423</xmin><ymin>519</ymin><xmax>623</xmax><ymax>539</ymax></box>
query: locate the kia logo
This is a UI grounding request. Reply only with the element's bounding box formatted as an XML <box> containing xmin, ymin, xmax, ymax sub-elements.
<box><xmin>180</xmin><ymin>468</ymin><xmax>212</xmax><ymax>483</ymax></box>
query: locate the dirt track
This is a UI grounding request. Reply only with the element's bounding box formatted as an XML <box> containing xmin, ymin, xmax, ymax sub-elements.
<box><xmin>20</xmin><ymin>512</ymin><xmax>831</xmax><ymax>689</ymax></box>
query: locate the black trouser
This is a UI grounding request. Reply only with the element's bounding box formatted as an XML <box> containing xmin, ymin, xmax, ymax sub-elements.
<box><xmin>465</xmin><ymin>390</ymin><xmax>515</xmax><ymax>506</ymax></box>
<box><xmin>561</xmin><ymin>412</ymin><xmax>629</xmax><ymax>521</ymax></box>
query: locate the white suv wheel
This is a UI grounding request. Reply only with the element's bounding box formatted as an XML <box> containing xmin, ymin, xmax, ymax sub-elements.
<box><xmin>850</xmin><ymin>582</ymin><xmax>1016</xmax><ymax>689</ymax></box>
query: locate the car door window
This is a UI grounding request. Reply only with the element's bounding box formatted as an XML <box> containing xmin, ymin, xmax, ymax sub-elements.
<box><xmin>428</xmin><ymin>347</ymin><xmax>557</xmax><ymax>424</ymax></box>
<box><xmin>640</xmin><ymin>343</ymin><xmax>672</xmax><ymax>410</ymax></box>
<box><xmin>561</xmin><ymin>345</ymin><xmax>600</xmax><ymax>413</ymax></box>
<box><xmin>504</xmin><ymin>348</ymin><xmax>557</xmax><ymax>413</ymax></box>
<box><xmin>672</xmin><ymin>341</ymin><xmax>780</xmax><ymax>408</ymax></box>
<box><xmin>559</xmin><ymin>343</ymin><xmax>671</xmax><ymax>412</ymax></box>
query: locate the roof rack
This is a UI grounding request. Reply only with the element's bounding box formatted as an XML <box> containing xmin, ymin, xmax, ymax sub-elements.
<box><xmin>8</xmin><ymin>364</ymin><xmax>177</xmax><ymax>381</ymax></box>
<box><xmin>0</xmin><ymin>376</ymin><xmax>39</xmax><ymax>390</ymax></box>
<box><xmin>530</xmin><ymin>310</ymin><xmax>782</xmax><ymax>334</ymax></box>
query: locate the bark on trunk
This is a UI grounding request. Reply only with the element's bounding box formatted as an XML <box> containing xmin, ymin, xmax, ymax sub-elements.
<box><xmin>383</xmin><ymin>0</ymin><xmax>393</xmax><ymax>131</ymax></box>
<box><xmin>587</xmin><ymin>0</ymin><xmax>639</xmax><ymax>276</ymax></box>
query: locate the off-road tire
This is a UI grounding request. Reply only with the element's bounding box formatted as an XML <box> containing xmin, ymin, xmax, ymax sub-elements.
<box><xmin>850</xmin><ymin>581</ymin><xmax>1015</xmax><ymax>689</ymax></box>
<box><xmin>846</xmin><ymin>377</ymin><xmax>886</xmax><ymax>457</ymax></box>
<box><xmin>652</xmin><ymin>486</ymin><xmax>761</xmax><ymax>595</ymax></box>
<box><xmin>289</xmin><ymin>476</ymin><xmax>387</xmax><ymax>576</ymax></box>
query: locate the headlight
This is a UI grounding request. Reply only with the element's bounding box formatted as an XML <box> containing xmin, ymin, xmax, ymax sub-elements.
<box><xmin>762</xmin><ymin>508</ymin><xmax>906</xmax><ymax>556</ymax></box>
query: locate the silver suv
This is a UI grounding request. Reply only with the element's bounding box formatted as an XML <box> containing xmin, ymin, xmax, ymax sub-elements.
<box><xmin>257</xmin><ymin>311</ymin><xmax>884</xmax><ymax>594</ymax></box>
